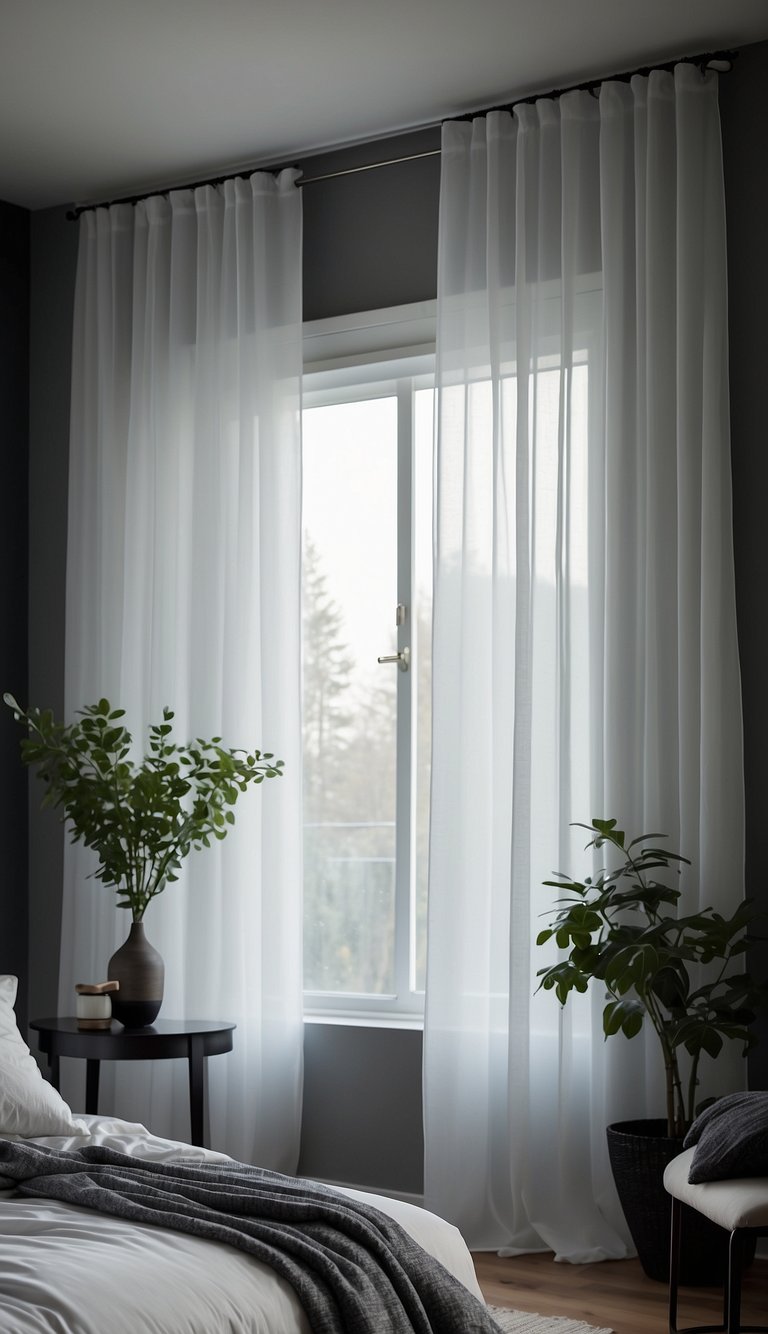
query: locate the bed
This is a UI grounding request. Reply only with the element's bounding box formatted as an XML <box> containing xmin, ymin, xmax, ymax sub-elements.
<box><xmin>0</xmin><ymin>977</ymin><xmax>492</xmax><ymax>1333</ymax></box>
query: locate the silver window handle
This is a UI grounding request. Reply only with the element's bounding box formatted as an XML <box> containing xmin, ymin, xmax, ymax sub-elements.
<box><xmin>377</xmin><ymin>647</ymin><xmax>410</xmax><ymax>672</ymax></box>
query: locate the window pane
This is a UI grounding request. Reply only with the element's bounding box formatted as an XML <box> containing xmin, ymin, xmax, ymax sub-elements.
<box><xmin>302</xmin><ymin>397</ymin><xmax>398</xmax><ymax>995</ymax></box>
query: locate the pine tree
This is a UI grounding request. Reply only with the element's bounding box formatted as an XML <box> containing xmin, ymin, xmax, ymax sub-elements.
<box><xmin>302</xmin><ymin>535</ymin><xmax>355</xmax><ymax>823</ymax></box>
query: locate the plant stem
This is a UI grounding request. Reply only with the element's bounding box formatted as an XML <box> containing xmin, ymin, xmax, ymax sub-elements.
<box><xmin>641</xmin><ymin>985</ymin><xmax>684</xmax><ymax>1134</ymax></box>
<box><xmin>686</xmin><ymin>1051</ymin><xmax>701</xmax><ymax>1127</ymax></box>
<box><xmin>610</xmin><ymin>833</ymin><xmax>689</xmax><ymax>1133</ymax></box>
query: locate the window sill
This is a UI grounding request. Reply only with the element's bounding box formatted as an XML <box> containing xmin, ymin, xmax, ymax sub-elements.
<box><xmin>303</xmin><ymin>1011</ymin><xmax>424</xmax><ymax>1030</ymax></box>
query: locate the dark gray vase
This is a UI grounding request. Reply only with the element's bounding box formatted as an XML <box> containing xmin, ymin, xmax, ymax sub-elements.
<box><xmin>107</xmin><ymin>920</ymin><xmax>164</xmax><ymax>1028</ymax></box>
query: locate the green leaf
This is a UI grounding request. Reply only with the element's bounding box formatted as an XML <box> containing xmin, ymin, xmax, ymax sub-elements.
<box><xmin>652</xmin><ymin>965</ymin><xmax>689</xmax><ymax>1011</ymax></box>
<box><xmin>603</xmin><ymin>997</ymin><xmax>644</xmax><ymax>1039</ymax></box>
<box><xmin>621</xmin><ymin>1010</ymin><xmax>643</xmax><ymax>1039</ymax></box>
<box><xmin>603</xmin><ymin>1000</ymin><xmax>625</xmax><ymax>1036</ymax></box>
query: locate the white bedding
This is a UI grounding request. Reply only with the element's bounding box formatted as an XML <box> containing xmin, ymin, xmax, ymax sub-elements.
<box><xmin>0</xmin><ymin>1115</ymin><xmax>483</xmax><ymax>1333</ymax></box>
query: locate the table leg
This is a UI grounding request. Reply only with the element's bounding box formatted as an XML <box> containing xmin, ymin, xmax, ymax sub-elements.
<box><xmin>188</xmin><ymin>1036</ymin><xmax>205</xmax><ymax>1147</ymax></box>
<box><xmin>48</xmin><ymin>1054</ymin><xmax>61</xmax><ymax>1090</ymax></box>
<box><xmin>85</xmin><ymin>1059</ymin><xmax>101</xmax><ymax>1115</ymax></box>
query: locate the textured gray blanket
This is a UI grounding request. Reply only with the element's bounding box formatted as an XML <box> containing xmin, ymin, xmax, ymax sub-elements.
<box><xmin>0</xmin><ymin>1140</ymin><xmax>498</xmax><ymax>1334</ymax></box>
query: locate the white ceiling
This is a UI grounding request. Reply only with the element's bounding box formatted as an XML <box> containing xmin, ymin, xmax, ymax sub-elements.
<box><xmin>2</xmin><ymin>0</ymin><xmax>768</xmax><ymax>211</ymax></box>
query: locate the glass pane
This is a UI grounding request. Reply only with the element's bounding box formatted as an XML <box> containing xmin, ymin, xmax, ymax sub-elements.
<box><xmin>302</xmin><ymin>397</ymin><xmax>398</xmax><ymax>995</ymax></box>
<box><xmin>412</xmin><ymin>388</ymin><xmax>434</xmax><ymax>992</ymax></box>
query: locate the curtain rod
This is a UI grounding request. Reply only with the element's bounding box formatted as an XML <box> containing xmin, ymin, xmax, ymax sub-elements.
<box><xmin>65</xmin><ymin>48</ymin><xmax>735</xmax><ymax>220</ymax></box>
<box><xmin>450</xmin><ymin>47</ymin><xmax>735</xmax><ymax>122</ymax></box>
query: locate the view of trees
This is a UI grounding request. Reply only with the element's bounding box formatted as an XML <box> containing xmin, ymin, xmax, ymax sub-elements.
<box><xmin>301</xmin><ymin>388</ymin><xmax>434</xmax><ymax>1003</ymax></box>
<box><xmin>302</xmin><ymin>536</ymin><xmax>398</xmax><ymax>995</ymax></box>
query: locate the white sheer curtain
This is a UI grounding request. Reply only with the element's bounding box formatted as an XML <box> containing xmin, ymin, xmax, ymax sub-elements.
<box><xmin>61</xmin><ymin>173</ymin><xmax>304</xmax><ymax>1168</ymax></box>
<box><xmin>424</xmin><ymin>66</ymin><xmax>744</xmax><ymax>1257</ymax></box>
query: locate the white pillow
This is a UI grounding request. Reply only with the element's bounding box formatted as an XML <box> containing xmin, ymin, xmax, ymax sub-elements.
<box><xmin>0</xmin><ymin>975</ymin><xmax>86</xmax><ymax>1136</ymax></box>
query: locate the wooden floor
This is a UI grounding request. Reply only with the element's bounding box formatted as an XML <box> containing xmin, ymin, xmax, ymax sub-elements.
<box><xmin>473</xmin><ymin>1250</ymin><xmax>768</xmax><ymax>1334</ymax></box>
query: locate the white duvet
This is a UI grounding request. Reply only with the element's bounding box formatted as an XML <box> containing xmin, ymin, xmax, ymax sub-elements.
<box><xmin>0</xmin><ymin>1115</ymin><xmax>483</xmax><ymax>1333</ymax></box>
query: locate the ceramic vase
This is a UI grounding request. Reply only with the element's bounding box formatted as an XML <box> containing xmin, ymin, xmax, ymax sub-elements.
<box><xmin>107</xmin><ymin>920</ymin><xmax>164</xmax><ymax>1028</ymax></box>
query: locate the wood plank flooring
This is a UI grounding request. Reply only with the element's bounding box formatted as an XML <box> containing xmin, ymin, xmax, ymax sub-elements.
<box><xmin>473</xmin><ymin>1250</ymin><xmax>768</xmax><ymax>1334</ymax></box>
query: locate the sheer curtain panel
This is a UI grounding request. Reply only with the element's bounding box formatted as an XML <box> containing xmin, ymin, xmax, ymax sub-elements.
<box><xmin>62</xmin><ymin>173</ymin><xmax>304</xmax><ymax>1167</ymax></box>
<box><xmin>424</xmin><ymin>66</ymin><xmax>744</xmax><ymax>1257</ymax></box>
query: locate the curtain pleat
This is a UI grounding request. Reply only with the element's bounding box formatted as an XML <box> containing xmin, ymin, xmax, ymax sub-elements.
<box><xmin>62</xmin><ymin>173</ymin><xmax>304</xmax><ymax>1168</ymax></box>
<box><xmin>424</xmin><ymin>65</ymin><xmax>744</xmax><ymax>1257</ymax></box>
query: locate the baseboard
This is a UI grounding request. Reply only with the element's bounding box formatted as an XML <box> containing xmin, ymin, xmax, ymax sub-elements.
<box><xmin>299</xmin><ymin>1174</ymin><xmax>425</xmax><ymax>1209</ymax></box>
<box><xmin>301</xmin><ymin>1178</ymin><xmax>768</xmax><ymax>1263</ymax></box>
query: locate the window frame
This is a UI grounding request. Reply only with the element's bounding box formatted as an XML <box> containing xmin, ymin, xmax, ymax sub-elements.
<box><xmin>299</xmin><ymin>282</ymin><xmax>602</xmax><ymax>1023</ymax></box>
<box><xmin>301</xmin><ymin>301</ymin><xmax>436</xmax><ymax>1022</ymax></box>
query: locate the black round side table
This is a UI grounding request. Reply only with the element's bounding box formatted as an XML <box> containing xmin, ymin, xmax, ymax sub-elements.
<box><xmin>30</xmin><ymin>1018</ymin><xmax>236</xmax><ymax>1148</ymax></box>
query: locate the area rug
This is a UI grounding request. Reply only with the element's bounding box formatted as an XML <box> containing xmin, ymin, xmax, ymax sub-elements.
<box><xmin>489</xmin><ymin>1307</ymin><xmax>613</xmax><ymax>1334</ymax></box>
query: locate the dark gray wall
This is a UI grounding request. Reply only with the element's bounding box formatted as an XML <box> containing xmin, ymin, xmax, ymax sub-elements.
<box><xmin>302</xmin><ymin>127</ymin><xmax>440</xmax><ymax>321</ymax></box>
<box><xmin>719</xmin><ymin>41</ymin><xmax>768</xmax><ymax>1089</ymax></box>
<box><xmin>24</xmin><ymin>132</ymin><xmax>438</xmax><ymax>1193</ymax></box>
<box><xmin>0</xmin><ymin>200</ymin><xmax>29</xmax><ymax>1031</ymax></box>
<box><xmin>298</xmin><ymin>1024</ymin><xmax>424</xmax><ymax>1192</ymax></box>
<box><xmin>300</xmin><ymin>129</ymin><xmax>438</xmax><ymax>1191</ymax></box>
<box><xmin>17</xmin><ymin>42</ymin><xmax>768</xmax><ymax>1191</ymax></box>
<box><xmin>27</xmin><ymin>210</ymin><xmax>78</xmax><ymax>1022</ymax></box>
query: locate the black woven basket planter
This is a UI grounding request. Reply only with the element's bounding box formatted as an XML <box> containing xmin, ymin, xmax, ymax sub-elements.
<box><xmin>606</xmin><ymin>1119</ymin><xmax>731</xmax><ymax>1285</ymax></box>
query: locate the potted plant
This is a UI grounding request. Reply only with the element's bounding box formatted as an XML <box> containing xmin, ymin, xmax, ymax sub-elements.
<box><xmin>5</xmin><ymin>694</ymin><xmax>283</xmax><ymax>1027</ymax></box>
<box><xmin>537</xmin><ymin>818</ymin><xmax>765</xmax><ymax>1282</ymax></box>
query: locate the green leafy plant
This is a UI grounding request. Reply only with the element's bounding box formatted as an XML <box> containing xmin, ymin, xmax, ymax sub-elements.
<box><xmin>536</xmin><ymin>818</ymin><xmax>765</xmax><ymax>1137</ymax></box>
<box><xmin>5</xmin><ymin>693</ymin><xmax>283</xmax><ymax>922</ymax></box>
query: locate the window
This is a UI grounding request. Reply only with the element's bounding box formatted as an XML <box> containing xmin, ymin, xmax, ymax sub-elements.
<box><xmin>299</xmin><ymin>289</ymin><xmax>598</xmax><ymax>1020</ymax></box>
<box><xmin>301</xmin><ymin>305</ymin><xmax>435</xmax><ymax>1018</ymax></box>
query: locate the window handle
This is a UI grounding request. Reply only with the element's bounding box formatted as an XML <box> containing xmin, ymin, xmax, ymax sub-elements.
<box><xmin>377</xmin><ymin>647</ymin><xmax>410</xmax><ymax>672</ymax></box>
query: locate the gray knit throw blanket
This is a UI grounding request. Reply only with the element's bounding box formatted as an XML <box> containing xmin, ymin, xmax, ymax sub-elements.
<box><xmin>0</xmin><ymin>1140</ymin><xmax>498</xmax><ymax>1334</ymax></box>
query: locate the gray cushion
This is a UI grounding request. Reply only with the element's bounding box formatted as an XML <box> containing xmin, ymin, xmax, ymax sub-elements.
<box><xmin>683</xmin><ymin>1092</ymin><xmax>768</xmax><ymax>1184</ymax></box>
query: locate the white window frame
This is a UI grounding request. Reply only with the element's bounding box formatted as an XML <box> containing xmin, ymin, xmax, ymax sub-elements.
<box><xmin>301</xmin><ymin>301</ymin><xmax>436</xmax><ymax>1023</ymax></box>
<box><xmin>299</xmin><ymin>283</ymin><xmax>602</xmax><ymax>1023</ymax></box>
